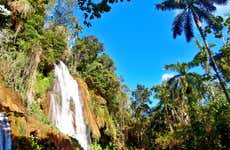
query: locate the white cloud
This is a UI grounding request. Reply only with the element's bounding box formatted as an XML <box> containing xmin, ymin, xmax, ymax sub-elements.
<box><xmin>174</xmin><ymin>9</ymin><xmax>182</xmax><ymax>16</ymax></box>
<box><xmin>161</xmin><ymin>73</ymin><xmax>174</xmax><ymax>82</ymax></box>
<box><xmin>215</xmin><ymin>3</ymin><xmax>230</xmax><ymax>16</ymax></box>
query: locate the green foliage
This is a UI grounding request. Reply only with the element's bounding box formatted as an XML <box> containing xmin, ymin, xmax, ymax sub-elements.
<box><xmin>84</xmin><ymin>60</ymin><xmax>119</xmax><ymax>106</ymax></box>
<box><xmin>70</xmin><ymin>35</ymin><xmax>104</xmax><ymax>73</ymax></box>
<box><xmin>0</xmin><ymin>32</ymin><xmax>27</xmax><ymax>96</ymax></box>
<box><xmin>205</xmin><ymin>15</ymin><xmax>230</xmax><ymax>39</ymax></box>
<box><xmin>126</xmin><ymin>16</ymin><xmax>230</xmax><ymax>148</ymax></box>
<box><xmin>29</xmin><ymin>131</ymin><xmax>54</xmax><ymax>150</ymax></box>
<box><xmin>219</xmin><ymin>47</ymin><xmax>230</xmax><ymax>82</ymax></box>
<box><xmin>90</xmin><ymin>142</ymin><xmax>108</xmax><ymax>150</ymax></box>
<box><xmin>30</xmin><ymin>134</ymin><xmax>43</xmax><ymax>150</ymax></box>
<box><xmin>71</xmin><ymin>36</ymin><xmax>121</xmax><ymax>142</ymax></box>
<box><xmin>127</xmin><ymin>85</ymin><xmax>152</xmax><ymax>149</ymax></box>
<box><xmin>46</xmin><ymin>0</ymin><xmax>81</xmax><ymax>40</ymax></box>
<box><xmin>30</xmin><ymin>102</ymin><xmax>50</xmax><ymax>125</ymax></box>
<box><xmin>76</xmin><ymin>0</ymin><xmax>130</xmax><ymax>26</ymax></box>
<box><xmin>34</xmin><ymin>71</ymin><xmax>53</xmax><ymax>97</ymax></box>
<box><xmin>39</xmin><ymin>27</ymin><xmax>68</xmax><ymax>72</ymax></box>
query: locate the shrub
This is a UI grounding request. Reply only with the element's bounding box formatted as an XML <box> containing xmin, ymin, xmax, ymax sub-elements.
<box><xmin>30</xmin><ymin>102</ymin><xmax>50</xmax><ymax>124</ymax></box>
<box><xmin>34</xmin><ymin>70</ymin><xmax>53</xmax><ymax>98</ymax></box>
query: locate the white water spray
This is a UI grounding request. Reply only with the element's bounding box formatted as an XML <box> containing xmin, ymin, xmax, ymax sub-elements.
<box><xmin>0</xmin><ymin>112</ymin><xmax>11</xmax><ymax>150</ymax></box>
<box><xmin>49</xmin><ymin>61</ymin><xmax>89</xmax><ymax>150</ymax></box>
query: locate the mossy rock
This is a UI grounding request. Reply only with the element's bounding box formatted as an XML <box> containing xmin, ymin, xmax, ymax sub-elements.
<box><xmin>9</xmin><ymin>116</ymin><xmax>27</xmax><ymax>137</ymax></box>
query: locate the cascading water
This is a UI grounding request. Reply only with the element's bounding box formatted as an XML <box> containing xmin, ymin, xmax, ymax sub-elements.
<box><xmin>49</xmin><ymin>61</ymin><xmax>89</xmax><ymax>150</ymax></box>
<box><xmin>0</xmin><ymin>112</ymin><xmax>11</xmax><ymax>150</ymax></box>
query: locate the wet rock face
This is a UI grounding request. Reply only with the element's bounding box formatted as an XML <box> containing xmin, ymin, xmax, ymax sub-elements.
<box><xmin>0</xmin><ymin>80</ymin><xmax>81</xmax><ymax>150</ymax></box>
<box><xmin>0</xmin><ymin>112</ymin><xmax>12</xmax><ymax>150</ymax></box>
<box><xmin>76</xmin><ymin>77</ymin><xmax>100</xmax><ymax>139</ymax></box>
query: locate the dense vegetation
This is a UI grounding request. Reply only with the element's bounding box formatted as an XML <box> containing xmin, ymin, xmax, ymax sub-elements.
<box><xmin>0</xmin><ymin>0</ymin><xmax>229</xmax><ymax>149</ymax></box>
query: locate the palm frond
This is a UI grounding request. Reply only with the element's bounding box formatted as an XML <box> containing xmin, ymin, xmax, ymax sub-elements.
<box><xmin>212</xmin><ymin>0</ymin><xmax>229</xmax><ymax>5</ymax></box>
<box><xmin>184</xmin><ymin>10</ymin><xmax>194</xmax><ymax>42</ymax></box>
<box><xmin>156</xmin><ymin>0</ymin><xmax>186</xmax><ymax>10</ymax></box>
<box><xmin>172</xmin><ymin>11</ymin><xmax>185</xmax><ymax>39</ymax></box>
<box><xmin>10</xmin><ymin>0</ymin><xmax>33</xmax><ymax>18</ymax></box>
<box><xmin>191</xmin><ymin>39</ymin><xmax>205</xmax><ymax>66</ymax></box>
<box><xmin>190</xmin><ymin>53</ymin><xmax>202</xmax><ymax>67</ymax></box>
<box><xmin>194</xmin><ymin>39</ymin><xmax>203</xmax><ymax>49</ymax></box>
<box><xmin>191</xmin><ymin>5</ymin><xmax>214</xmax><ymax>26</ymax></box>
<box><xmin>208</xmin><ymin>16</ymin><xmax>224</xmax><ymax>32</ymax></box>
<box><xmin>164</xmin><ymin>63</ymin><xmax>179</xmax><ymax>72</ymax></box>
<box><xmin>165</xmin><ymin>62</ymin><xmax>191</xmax><ymax>74</ymax></box>
<box><xmin>187</xmin><ymin>72</ymin><xmax>203</xmax><ymax>79</ymax></box>
<box><xmin>197</xmin><ymin>0</ymin><xmax>216</xmax><ymax>12</ymax></box>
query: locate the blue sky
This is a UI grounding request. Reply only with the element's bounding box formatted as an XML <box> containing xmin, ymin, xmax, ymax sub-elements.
<box><xmin>79</xmin><ymin>0</ymin><xmax>229</xmax><ymax>91</ymax></box>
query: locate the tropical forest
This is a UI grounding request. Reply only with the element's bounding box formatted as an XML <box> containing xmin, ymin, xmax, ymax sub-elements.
<box><xmin>0</xmin><ymin>0</ymin><xmax>229</xmax><ymax>149</ymax></box>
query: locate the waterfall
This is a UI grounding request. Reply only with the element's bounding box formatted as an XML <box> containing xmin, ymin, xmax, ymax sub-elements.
<box><xmin>0</xmin><ymin>112</ymin><xmax>11</xmax><ymax>150</ymax></box>
<box><xmin>49</xmin><ymin>61</ymin><xmax>89</xmax><ymax>150</ymax></box>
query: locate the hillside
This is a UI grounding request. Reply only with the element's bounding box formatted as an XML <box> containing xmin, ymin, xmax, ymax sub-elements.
<box><xmin>0</xmin><ymin>0</ymin><xmax>230</xmax><ymax>150</ymax></box>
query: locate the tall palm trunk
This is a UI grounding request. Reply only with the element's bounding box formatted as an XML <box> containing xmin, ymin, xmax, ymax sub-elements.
<box><xmin>192</xmin><ymin>13</ymin><xmax>230</xmax><ymax>104</ymax></box>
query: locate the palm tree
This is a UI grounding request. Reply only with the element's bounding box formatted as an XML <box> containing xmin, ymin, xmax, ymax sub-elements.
<box><xmin>165</xmin><ymin>62</ymin><xmax>204</xmax><ymax>121</ymax></box>
<box><xmin>153</xmin><ymin>62</ymin><xmax>206</xmax><ymax>132</ymax></box>
<box><xmin>156</xmin><ymin>0</ymin><xmax>230</xmax><ymax>103</ymax></box>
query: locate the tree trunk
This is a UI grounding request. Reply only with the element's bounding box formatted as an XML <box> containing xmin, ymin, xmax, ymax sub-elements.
<box><xmin>165</xmin><ymin>107</ymin><xmax>174</xmax><ymax>132</ymax></box>
<box><xmin>193</xmin><ymin>14</ymin><xmax>230</xmax><ymax>104</ymax></box>
<box><xmin>25</xmin><ymin>44</ymin><xmax>42</xmax><ymax>107</ymax></box>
